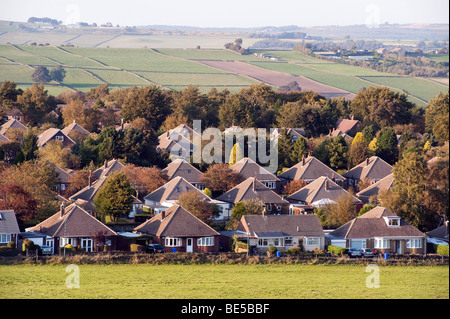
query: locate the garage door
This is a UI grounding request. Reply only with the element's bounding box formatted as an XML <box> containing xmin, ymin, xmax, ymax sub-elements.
<box><xmin>350</xmin><ymin>239</ymin><xmax>366</xmax><ymax>249</ymax></box>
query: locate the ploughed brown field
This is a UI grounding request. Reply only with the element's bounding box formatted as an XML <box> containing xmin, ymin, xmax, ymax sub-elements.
<box><xmin>196</xmin><ymin>60</ymin><xmax>356</xmax><ymax>100</ymax></box>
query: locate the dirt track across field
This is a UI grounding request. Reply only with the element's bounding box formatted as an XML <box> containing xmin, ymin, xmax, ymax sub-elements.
<box><xmin>196</xmin><ymin>60</ymin><xmax>355</xmax><ymax>100</ymax></box>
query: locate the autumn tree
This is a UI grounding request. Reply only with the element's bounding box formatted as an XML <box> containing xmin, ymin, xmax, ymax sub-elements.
<box><xmin>425</xmin><ymin>91</ymin><xmax>449</xmax><ymax>144</ymax></box>
<box><xmin>123</xmin><ymin>164</ymin><xmax>168</xmax><ymax>198</ymax></box>
<box><xmin>177</xmin><ymin>190</ymin><xmax>220</xmax><ymax>224</ymax></box>
<box><xmin>0</xmin><ymin>80</ymin><xmax>22</xmax><ymax>109</ymax></box>
<box><xmin>201</xmin><ymin>163</ymin><xmax>244</xmax><ymax>196</ymax></box>
<box><xmin>350</xmin><ymin>87</ymin><xmax>416</xmax><ymax>127</ymax></box>
<box><xmin>0</xmin><ymin>183</ymin><xmax>38</xmax><ymax>223</ymax></box>
<box><xmin>61</xmin><ymin>99</ymin><xmax>99</xmax><ymax>132</ymax></box>
<box><xmin>93</xmin><ymin>171</ymin><xmax>135</xmax><ymax>222</ymax></box>
<box><xmin>16</xmin><ymin>84</ymin><xmax>57</xmax><ymax>126</ymax></box>
<box><xmin>282</xmin><ymin>179</ymin><xmax>307</xmax><ymax>196</ymax></box>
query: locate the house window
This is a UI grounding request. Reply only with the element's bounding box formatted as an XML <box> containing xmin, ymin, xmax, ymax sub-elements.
<box><xmin>257</xmin><ymin>238</ymin><xmax>284</xmax><ymax>247</ymax></box>
<box><xmin>406</xmin><ymin>239</ymin><xmax>422</xmax><ymax>249</ymax></box>
<box><xmin>374</xmin><ymin>238</ymin><xmax>390</xmax><ymax>249</ymax></box>
<box><xmin>55</xmin><ymin>135</ymin><xmax>64</xmax><ymax>141</ymax></box>
<box><xmin>305</xmin><ymin>237</ymin><xmax>320</xmax><ymax>246</ymax></box>
<box><xmin>197</xmin><ymin>237</ymin><xmax>214</xmax><ymax>246</ymax></box>
<box><xmin>284</xmin><ymin>237</ymin><xmax>293</xmax><ymax>246</ymax></box>
<box><xmin>0</xmin><ymin>234</ymin><xmax>11</xmax><ymax>243</ymax></box>
<box><xmin>264</xmin><ymin>182</ymin><xmax>276</xmax><ymax>189</ymax></box>
<box><xmin>60</xmin><ymin>238</ymin><xmax>77</xmax><ymax>247</ymax></box>
<box><xmin>165</xmin><ymin>237</ymin><xmax>182</xmax><ymax>247</ymax></box>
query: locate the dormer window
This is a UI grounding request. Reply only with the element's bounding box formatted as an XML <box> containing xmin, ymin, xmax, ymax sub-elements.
<box><xmin>384</xmin><ymin>217</ymin><xmax>400</xmax><ymax>227</ymax></box>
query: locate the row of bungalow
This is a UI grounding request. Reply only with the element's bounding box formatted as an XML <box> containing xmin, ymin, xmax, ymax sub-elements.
<box><xmin>1</xmin><ymin>117</ymin><xmax>447</xmax><ymax>257</ymax></box>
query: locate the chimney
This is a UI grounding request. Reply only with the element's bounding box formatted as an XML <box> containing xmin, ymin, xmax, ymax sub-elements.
<box><xmin>366</xmin><ymin>158</ymin><xmax>369</xmax><ymax>166</ymax></box>
<box><xmin>88</xmin><ymin>170</ymin><xmax>92</xmax><ymax>187</ymax></box>
<box><xmin>161</xmin><ymin>211</ymin><xmax>166</xmax><ymax>220</ymax></box>
<box><xmin>262</xmin><ymin>207</ymin><xmax>266</xmax><ymax>217</ymax></box>
<box><xmin>121</xmin><ymin>118</ymin><xmax>124</xmax><ymax>131</ymax></box>
<box><xmin>351</xmin><ymin>114</ymin><xmax>354</xmax><ymax>121</ymax></box>
<box><xmin>104</xmin><ymin>159</ymin><xmax>108</xmax><ymax>169</ymax></box>
<box><xmin>325</xmin><ymin>179</ymin><xmax>330</xmax><ymax>191</ymax></box>
<box><xmin>331</xmin><ymin>173</ymin><xmax>335</xmax><ymax>182</ymax></box>
<box><xmin>60</xmin><ymin>202</ymin><xmax>65</xmax><ymax>218</ymax></box>
<box><xmin>302</xmin><ymin>155</ymin><xmax>305</xmax><ymax>166</ymax></box>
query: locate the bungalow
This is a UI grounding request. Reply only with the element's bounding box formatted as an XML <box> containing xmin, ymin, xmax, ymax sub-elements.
<box><xmin>143</xmin><ymin>176</ymin><xmax>228</xmax><ymax>219</ymax></box>
<box><xmin>277</xmin><ymin>155</ymin><xmax>345</xmax><ymax>186</ymax></box>
<box><xmin>328</xmin><ymin>128</ymin><xmax>353</xmax><ymax>143</ymax></box>
<box><xmin>216</xmin><ymin>177</ymin><xmax>289</xmax><ymax>215</ymax></box>
<box><xmin>0</xmin><ymin>210</ymin><xmax>20</xmax><ymax>248</ymax></box>
<box><xmin>162</xmin><ymin>158</ymin><xmax>204</xmax><ymax>190</ymax></box>
<box><xmin>134</xmin><ymin>204</ymin><xmax>220</xmax><ymax>253</ymax></box>
<box><xmin>61</xmin><ymin>120</ymin><xmax>90</xmax><ymax>141</ymax></box>
<box><xmin>157</xmin><ymin>124</ymin><xmax>199</xmax><ymax>161</ymax></box>
<box><xmin>69</xmin><ymin>159</ymin><xmax>126</xmax><ymax>204</ymax></box>
<box><xmin>343</xmin><ymin>156</ymin><xmax>393</xmax><ymax>189</ymax></box>
<box><xmin>27</xmin><ymin>203</ymin><xmax>118</xmax><ymax>253</ymax></box>
<box><xmin>287</xmin><ymin>176</ymin><xmax>362</xmax><ymax>212</ymax></box>
<box><xmin>356</xmin><ymin>173</ymin><xmax>394</xmax><ymax>204</ymax></box>
<box><xmin>0</xmin><ymin>118</ymin><xmax>27</xmax><ymax>137</ymax></box>
<box><xmin>230</xmin><ymin>158</ymin><xmax>281</xmax><ymax>193</ymax></box>
<box><xmin>335</xmin><ymin>114</ymin><xmax>359</xmax><ymax>136</ymax></box>
<box><xmin>37</xmin><ymin>128</ymin><xmax>76</xmax><ymax>148</ymax></box>
<box><xmin>236</xmin><ymin>214</ymin><xmax>325</xmax><ymax>253</ymax></box>
<box><xmin>48</xmin><ymin>161</ymin><xmax>73</xmax><ymax>196</ymax></box>
<box><xmin>328</xmin><ymin>206</ymin><xmax>427</xmax><ymax>255</ymax></box>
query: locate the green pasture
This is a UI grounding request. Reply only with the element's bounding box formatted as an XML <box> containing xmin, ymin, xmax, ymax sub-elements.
<box><xmin>0</xmin><ymin>44</ymin><xmax>57</xmax><ymax>66</ymax></box>
<box><xmin>0</xmin><ymin>264</ymin><xmax>447</xmax><ymax>299</ymax></box>
<box><xmin>360</xmin><ymin>76</ymin><xmax>448</xmax><ymax>103</ymax></box>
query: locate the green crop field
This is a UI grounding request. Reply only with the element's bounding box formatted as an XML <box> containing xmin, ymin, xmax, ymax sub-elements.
<box><xmin>0</xmin><ymin>264</ymin><xmax>448</xmax><ymax>299</ymax></box>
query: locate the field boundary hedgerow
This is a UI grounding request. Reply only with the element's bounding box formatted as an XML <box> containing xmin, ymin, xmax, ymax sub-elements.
<box><xmin>0</xmin><ymin>252</ymin><xmax>448</xmax><ymax>266</ymax></box>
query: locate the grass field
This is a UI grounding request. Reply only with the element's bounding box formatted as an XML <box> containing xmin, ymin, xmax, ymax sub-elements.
<box><xmin>0</xmin><ymin>43</ymin><xmax>447</xmax><ymax>101</ymax></box>
<box><xmin>0</xmin><ymin>263</ymin><xmax>448</xmax><ymax>299</ymax></box>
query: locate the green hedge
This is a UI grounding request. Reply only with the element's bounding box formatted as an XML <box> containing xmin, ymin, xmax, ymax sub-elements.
<box><xmin>327</xmin><ymin>245</ymin><xmax>348</xmax><ymax>256</ymax></box>
<box><xmin>436</xmin><ymin>245</ymin><xmax>449</xmax><ymax>256</ymax></box>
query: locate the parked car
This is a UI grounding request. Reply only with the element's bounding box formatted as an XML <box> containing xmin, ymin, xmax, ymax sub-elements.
<box><xmin>40</xmin><ymin>245</ymin><xmax>53</xmax><ymax>255</ymax></box>
<box><xmin>361</xmin><ymin>248</ymin><xmax>375</xmax><ymax>257</ymax></box>
<box><xmin>147</xmin><ymin>244</ymin><xmax>164</xmax><ymax>254</ymax></box>
<box><xmin>347</xmin><ymin>248</ymin><xmax>363</xmax><ymax>257</ymax></box>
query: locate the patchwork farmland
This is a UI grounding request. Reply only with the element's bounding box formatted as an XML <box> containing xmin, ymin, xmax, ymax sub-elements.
<box><xmin>0</xmin><ymin>44</ymin><xmax>448</xmax><ymax>104</ymax></box>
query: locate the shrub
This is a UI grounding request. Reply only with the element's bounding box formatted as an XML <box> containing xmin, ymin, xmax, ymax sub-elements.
<box><xmin>436</xmin><ymin>245</ymin><xmax>449</xmax><ymax>256</ymax></box>
<box><xmin>7</xmin><ymin>241</ymin><xmax>16</xmax><ymax>249</ymax></box>
<box><xmin>130</xmin><ymin>244</ymin><xmax>145</xmax><ymax>252</ymax></box>
<box><xmin>22</xmin><ymin>239</ymin><xmax>35</xmax><ymax>251</ymax></box>
<box><xmin>313</xmin><ymin>248</ymin><xmax>325</xmax><ymax>255</ymax></box>
<box><xmin>327</xmin><ymin>245</ymin><xmax>348</xmax><ymax>256</ymax></box>
<box><xmin>288</xmin><ymin>247</ymin><xmax>302</xmax><ymax>255</ymax></box>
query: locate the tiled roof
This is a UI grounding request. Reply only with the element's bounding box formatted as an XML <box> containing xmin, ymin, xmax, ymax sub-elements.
<box><xmin>288</xmin><ymin>176</ymin><xmax>361</xmax><ymax>205</ymax></box>
<box><xmin>28</xmin><ymin>203</ymin><xmax>117</xmax><ymax>238</ymax></box>
<box><xmin>356</xmin><ymin>173</ymin><xmax>394</xmax><ymax>200</ymax></box>
<box><xmin>278</xmin><ymin>156</ymin><xmax>345</xmax><ymax>181</ymax></box>
<box><xmin>134</xmin><ymin>204</ymin><xmax>219</xmax><ymax>237</ymax></box>
<box><xmin>0</xmin><ymin>210</ymin><xmax>20</xmax><ymax>234</ymax></box>
<box><xmin>330</xmin><ymin>206</ymin><xmax>425</xmax><ymax>239</ymax></box>
<box><xmin>216</xmin><ymin>177</ymin><xmax>288</xmax><ymax>205</ymax></box>
<box><xmin>343</xmin><ymin>156</ymin><xmax>393</xmax><ymax>181</ymax></box>
<box><xmin>238</xmin><ymin>214</ymin><xmax>324</xmax><ymax>237</ymax></box>
<box><xmin>162</xmin><ymin>159</ymin><xmax>203</xmax><ymax>184</ymax></box>
<box><xmin>230</xmin><ymin>158</ymin><xmax>279</xmax><ymax>183</ymax></box>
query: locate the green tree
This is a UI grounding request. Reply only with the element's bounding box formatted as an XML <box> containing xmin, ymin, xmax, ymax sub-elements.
<box><xmin>31</xmin><ymin>66</ymin><xmax>51</xmax><ymax>83</ymax></box>
<box><xmin>375</xmin><ymin>127</ymin><xmax>398</xmax><ymax>165</ymax></box>
<box><xmin>93</xmin><ymin>171</ymin><xmax>134</xmax><ymax>222</ymax></box>
<box><xmin>0</xmin><ymin>81</ymin><xmax>22</xmax><ymax>109</ymax></box>
<box><xmin>121</xmin><ymin>85</ymin><xmax>170</xmax><ymax>130</ymax></box>
<box><xmin>289</xmin><ymin>137</ymin><xmax>308</xmax><ymax>167</ymax></box>
<box><xmin>425</xmin><ymin>91</ymin><xmax>449</xmax><ymax>144</ymax></box>
<box><xmin>16</xmin><ymin>84</ymin><xmax>57</xmax><ymax>125</ymax></box>
<box><xmin>327</xmin><ymin>136</ymin><xmax>348</xmax><ymax>170</ymax></box>
<box><xmin>50</xmin><ymin>65</ymin><xmax>66</xmax><ymax>82</ymax></box>
<box><xmin>20</xmin><ymin>129</ymin><xmax>38</xmax><ymax>162</ymax></box>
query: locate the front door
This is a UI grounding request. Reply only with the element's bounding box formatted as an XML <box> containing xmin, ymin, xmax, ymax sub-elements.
<box><xmin>186</xmin><ymin>238</ymin><xmax>193</xmax><ymax>253</ymax></box>
<box><xmin>396</xmin><ymin>240</ymin><xmax>402</xmax><ymax>254</ymax></box>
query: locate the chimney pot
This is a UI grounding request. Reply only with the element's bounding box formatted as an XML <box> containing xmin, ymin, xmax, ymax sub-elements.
<box><xmin>60</xmin><ymin>202</ymin><xmax>65</xmax><ymax>218</ymax></box>
<box><xmin>366</xmin><ymin>158</ymin><xmax>369</xmax><ymax>166</ymax></box>
<box><xmin>104</xmin><ymin>159</ymin><xmax>108</xmax><ymax>169</ymax></box>
<box><xmin>161</xmin><ymin>211</ymin><xmax>166</xmax><ymax>220</ymax></box>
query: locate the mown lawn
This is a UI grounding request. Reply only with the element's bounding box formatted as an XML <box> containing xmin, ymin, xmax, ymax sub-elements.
<box><xmin>0</xmin><ymin>264</ymin><xmax>447</xmax><ymax>299</ymax></box>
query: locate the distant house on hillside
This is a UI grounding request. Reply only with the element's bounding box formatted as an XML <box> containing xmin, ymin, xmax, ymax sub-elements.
<box><xmin>216</xmin><ymin>177</ymin><xmax>289</xmax><ymax>215</ymax></box>
<box><xmin>157</xmin><ymin>124</ymin><xmax>199</xmax><ymax>161</ymax></box>
<box><xmin>356</xmin><ymin>173</ymin><xmax>394</xmax><ymax>204</ymax></box>
<box><xmin>343</xmin><ymin>156</ymin><xmax>393</xmax><ymax>189</ymax></box>
<box><xmin>277</xmin><ymin>155</ymin><xmax>345</xmax><ymax>186</ymax></box>
<box><xmin>287</xmin><ymin>176</ymin><xmax>362</xmax><ymax>212</ymax></box>
<box><xmin>0</xmin><ymin>118</ymin><xmax>27</xmax><ymax>139</ymax></box>
<box><xmin>335</xmin><ymin>114</ymin><xmax>359</xmax><ymax>136</ymax></box>
<box><xmin>37</xmin><ymin>128</ymin><xmax>76</xmax><ymax>148</ymax></box>
<box><xmin>162</xmin><ymin>159</ymin><xmax>204</xmax><ymax>190</ymax></box>
<box><xmin>229</xmin><ymin>158</ymin><xmax>281</xmax><ymax>193</ymax></box>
